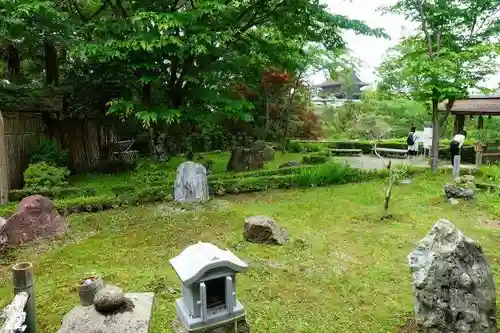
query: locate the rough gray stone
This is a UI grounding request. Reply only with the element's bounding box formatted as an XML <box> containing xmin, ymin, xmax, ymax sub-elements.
<box><xmin>94</xmin><ymin>285</ymin><xmax>125</xmax><ymax>314</ymax></box>
<box><xmin>172</xmin><ymin>318</ymin><xmax>250</xmax><ymax>333</ymax></box>
<box><xmin>444</xmin><ymin>175</ymin><xmax>476</xmax><ymax>199</ymax></box>
<box><xmin>251</xmin><ymin>140</ymin><xmax>266</xmax><ymax>151</ymax></box>
<box><xmin>244</xmin><ymin>216</ymin><xmax>289</xmax><ymax>245</ymax></box>
<box><xmin>278</xmin><ymin>161</ymin><xmax>301</xmax><ymax>168</ymax></box>
<box><xmin>262</xmin><ymin>146</ymin><xmax>275</xmax><ymax>161</ymax></box>
<box><xmin>407</xmin><ymin>219</ymin><xmax>496</xmax><ymax>333</ymax></box>
<box><xmin>226</xmin><ymin>147</ymin><xmax>264</xmax><ymax>172</ymax></box>
<box><xmin>57</xmin><ymin>293</ymin><xmax>155</xmax><ymax>333</ymax></box>
<box><xmin>174</xmin><ymin>162</ymin><xmax>209</xmax><ymax>204</ymax></box>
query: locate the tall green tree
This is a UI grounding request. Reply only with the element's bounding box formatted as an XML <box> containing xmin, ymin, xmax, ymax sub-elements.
<box><xmin>68</xmin><ymin>0</ymin><xmax>386</xmax><ymax>158</ymax></box>
<box><xmin>383</xmin><ymin>0</ymin><xmax>500</xmax><ymax>171</ymax></box>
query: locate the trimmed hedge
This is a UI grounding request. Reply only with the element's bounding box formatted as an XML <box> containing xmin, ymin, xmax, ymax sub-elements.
<box><xmin>1</xmin><ymin>160</ymin><xmax>478</xmax><ymax>218</ymax></box>
<box><xmin>302</xmin><ymin>154</ymin><xmax>329</xmax><ymax>165</ymax></box>
<box><xmin>9</xmin><ymin>187</ymin><xmax>97</xmax><ymax>202</ymax></box>
<box><xmin>290</xmin><ymin>139</ymin><xmax>476</xmax><ymax>164</ymax></box>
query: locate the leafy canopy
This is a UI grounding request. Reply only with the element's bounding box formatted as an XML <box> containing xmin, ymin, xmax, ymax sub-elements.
<box><xmin>379</xmin><ymin>0</ymin><xmax>500</xmax><ymax>102</ymax></box>
<box><xmin>68</xmin><ymin>0</ymin><xmax>387</xmax><ymax>127</ymax></box>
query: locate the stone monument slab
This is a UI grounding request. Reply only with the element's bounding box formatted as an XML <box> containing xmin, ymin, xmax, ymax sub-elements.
<box><xmin>57</xmin><ymin>293</ymin><xmax>155</xmax><ymax>333</ymax></box>
<box><xmin>174</xmin><ymin>162</ymin><xmax>209</xmax><ymax>203</ymax></box>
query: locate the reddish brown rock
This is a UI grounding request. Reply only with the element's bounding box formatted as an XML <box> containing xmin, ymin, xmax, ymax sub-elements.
<box><xmin>0</xmin><ymin>195</ymin><xmax>67</xmax><ymax>246</ymax></box>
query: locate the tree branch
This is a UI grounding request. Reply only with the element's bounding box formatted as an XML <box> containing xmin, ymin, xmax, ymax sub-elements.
<box><xmin>418</xmin><ymin>0</ymin><xmax>434</xmax><ymax>57</ymax></box>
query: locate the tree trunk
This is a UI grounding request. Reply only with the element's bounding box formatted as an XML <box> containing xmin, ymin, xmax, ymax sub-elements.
<box><xmin>6</xmin><ymin>42</ymin><xmax>20</xmax><ymax>83</ymax></box>
<box><xmin>44</xmin><ymin>40</ymin><xmax>59</xmax><ymax>85</ymax></box>
<box><xmin>149</xmin><ymin>127</ymin><xmax>167</xmax><ymax>162</ymax></box>
<box><xmin>282</xmin><ymin>84</ymin><xmax>298</xmax><ymax>152</ymax></box>
<box><xmin>430</xmin><ymin>98</ymin><xmax>440</xmax><ymax>172</ymax></box>
<box><xmin>384</xmin><ymin>161</ymin><xmax>394</xmax><ymax>213</ymax></box>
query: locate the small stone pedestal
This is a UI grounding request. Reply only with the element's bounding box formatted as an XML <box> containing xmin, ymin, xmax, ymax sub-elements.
<box><xmin>172</xmin><ymin>317</ymin><xmax>250</xmax><ymax>333</ymax></box>
<box><xmin>57</xmin><ymin>293</ymin><xmax>155</xmax><ymax>333</ymax></box>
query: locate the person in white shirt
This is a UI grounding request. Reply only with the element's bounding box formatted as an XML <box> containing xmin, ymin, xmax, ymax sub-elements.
<box><xmin>407</xmin><ymin>127</ymin><xmax>419</xmax><ymax>159</ymax></box>
<box><xmin>450</xmin><ymin>130</ymin><xmax>466</xmax><ymax>166</ymax></box>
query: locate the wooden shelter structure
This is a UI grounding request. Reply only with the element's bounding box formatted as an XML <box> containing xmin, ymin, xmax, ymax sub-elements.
<box><xmin>439</xmin><ymin>93</ymin><xmax>500</xmax><ymax>166</ymax></box>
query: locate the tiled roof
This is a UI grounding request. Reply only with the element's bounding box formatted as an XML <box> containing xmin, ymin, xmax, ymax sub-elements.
<box><xmin>439</xmin><ymin>97</ymin><xmax>500</xmax><ymax>115</ymax></box>
<box><xmin>314</xmin><ymin>72</ymin><xmax>367</xmax><ymax>88</ymax></box>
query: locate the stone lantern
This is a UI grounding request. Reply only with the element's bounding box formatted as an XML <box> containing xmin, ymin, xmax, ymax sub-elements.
<box><xmin>170</xmin><ymin>242</ymin><xmax>250</xmax><ymax>333</ymax></box>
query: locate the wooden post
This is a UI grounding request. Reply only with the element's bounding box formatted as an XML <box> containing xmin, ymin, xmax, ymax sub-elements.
<box><xmin>452</xmin><ymin>155</ymin><xmax>461</xmax><ymax>178</ymax></box>
<box><xmin>475</xmin><ymin>143</ymin><xmax>484</xmax><ymax>168</ymax></box>
<box><xmin>453</xmin><ymin>114</ymin><xmax>465</xmax><ymax>135</ymax></box>
<box><xmin>12</xmin><ymin>262</ymin><xmax>36</xmax><ymax>333</ymax></box>
<box><xmin>478</xmin><ymin>115</ymin><xmax>484</xmax><ymax>129</ymax></box>
<box><xmin>0</xmin><ymin>111</ymin><xmax>9</xmax><ymax>203</ymax></box>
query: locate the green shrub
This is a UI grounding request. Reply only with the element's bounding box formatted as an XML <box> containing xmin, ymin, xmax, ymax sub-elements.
<box><xmin>137</xmin><ymin>184</ymin><xmax>172</xmax><ymax>203</ymax></box>
<box><xmin>93</xmin><ymin>160</ymin><xmax>137</xmax><ymax>174</ymax></box>
<box><xmin>133</xmin><ymin>163</ymin><xmax>168</xmax><ymax>183</ymax></box>
<box><xmin>295</xmin><ymin>162</ymin><xmax>351</xmax><ymax>187</ymax></box>
<box><xmin>302</xmin><ymin>154</ymin><xmax>329</xmax><ymax>165</ymax></box>
<box><xmin>29</xmin><ymin>140</ymin><xmax>69</xmax><ymax>167</ymax></box>
<box><xmin>111</xmin><ymin>185</ymin><xmax>136</xmax><ymax>197</ymax></box>
<box><xmin>287</xmin><ymin>140</ymin><xmax>303</xmax><ymax>153</ymax></box>
<box><xmin>23</xmin><ymin>163</ymin><xmax>70</xmax><ymax>189</ymax></box>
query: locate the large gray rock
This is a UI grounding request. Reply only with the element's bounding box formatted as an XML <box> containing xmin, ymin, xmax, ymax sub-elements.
<box><xmin>262</xmin><ymin>146</ymin><xmax>275</xmax><ymax>161</ymax></box>
<box><xmin>174</xmin><ymin>162</ymin><xmax>209</xmax><ymax>203</ymax></box>
<box><xmin>244</xmin><ymin>216</ymin><xmax>289</xmax><ymax>245</ymax></box>
<box><xmin>57</xmin><ymin>293</ymin><xmax>155</xmax><ymax>333</ymax></box>
<box><xmin>408</xmin><ymin>219</ymin><xmax>496</xmax><ymax>333</ymax></box>
<box><xmin>226</xmin><ymin>147</ymin><xmax>264</xmax><ymax>172</ymax></box>
<box><xmin>444</xmin><ymin>175</ymin><xmax>476</xmax><ymax>199</ymax></box>
<box><xmin>94</xmin><ymin>285</ymin><xmax>125</xmax><ymax>314</ymax></box>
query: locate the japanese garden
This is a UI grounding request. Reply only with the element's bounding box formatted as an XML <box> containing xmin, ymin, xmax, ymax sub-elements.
<box><xmin>1</xmin><ymin>0</ymin><xmax>500</xmax><ymax>332</ymax></box>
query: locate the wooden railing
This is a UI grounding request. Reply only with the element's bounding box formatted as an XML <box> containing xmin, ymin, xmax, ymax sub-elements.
<box><xmin>0</xmin><ymin>263</ymin><xmax>36</xmax><ymax>333</ymax></box>
<box><xmin>475</xmin><ymin>141</ymin><xmax>500</xmax><ymax>166</ymax></box>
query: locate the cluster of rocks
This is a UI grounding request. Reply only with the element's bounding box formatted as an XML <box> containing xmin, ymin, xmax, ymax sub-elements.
<box><xmin>444</xmin><ymin>175</ymin><xmax>476</xmax><ymax>203</ymax></box>
<box><xmin>408</xmin><ymin>219</ymin><xmax>496</xmax><ymax>333</ymax></box>
<box><xmin>0</xmin><ymin>195</ymin><xmax>67</xmax><ymax>248</ymax></box>
<box><xmin>226</xmin><ymin>140</ymin><xmax>275</xmax><ymax>172</ymax></box>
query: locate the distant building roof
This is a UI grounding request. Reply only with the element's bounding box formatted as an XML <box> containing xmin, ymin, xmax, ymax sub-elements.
<box><xmin>439</xmin><ymin>93</ymin><xmax>500</xmax><ymax>115</ymax></box>
<box><xmin>314</xmin><ymin>72</ymin><xmax>368</xmax><ymax>88</ymax></box>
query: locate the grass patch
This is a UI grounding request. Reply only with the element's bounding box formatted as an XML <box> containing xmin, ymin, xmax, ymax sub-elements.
<box><xmin>2</xmin><ymin>174</ymin><xmax>500</xmax><ymax>332</ymax></box>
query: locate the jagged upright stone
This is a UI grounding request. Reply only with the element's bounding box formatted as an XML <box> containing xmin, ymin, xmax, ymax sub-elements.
<box><xmin>408</xmin><ymin>219</ymin><xmax>496</xmax><ymax>333</ymax></box>
<box><xmin>174</xmin><ymin>162</ymin><xmax>209</xmax><ymax>204</ymax></box>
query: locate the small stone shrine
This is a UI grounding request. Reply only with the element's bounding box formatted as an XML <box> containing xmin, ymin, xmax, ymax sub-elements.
<box><xmin>408</xmin><ymin>219</ymin><xmax>496</xmax><ymax>333</ymax></box>
<box><xmin>170</xmin><ymin>242</ymin><xmax>250</xmax><ymax>333</ymax></box>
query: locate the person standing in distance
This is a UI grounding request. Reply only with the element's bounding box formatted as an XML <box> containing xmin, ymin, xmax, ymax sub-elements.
<box><xmin>450</xmin><ymin>130</ymin><xmax>466</xmax><ymax>166</ymax></box>
<box><xmin>407</xmin><ymin>126</ymin><xmax>418</xmax><ymax>159</ymax></box>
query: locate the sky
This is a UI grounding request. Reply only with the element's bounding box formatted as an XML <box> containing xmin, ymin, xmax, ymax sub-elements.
<box><xmin>313</xmin><ymin>0</ymin><xmax>500</xmax><ymax>89</ymax></box>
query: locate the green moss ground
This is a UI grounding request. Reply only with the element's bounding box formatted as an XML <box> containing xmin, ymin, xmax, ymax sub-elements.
<box><xmin>2</xmin><ymin>174</ymin><xmax>500</xmax><ymax>332</ymax></box>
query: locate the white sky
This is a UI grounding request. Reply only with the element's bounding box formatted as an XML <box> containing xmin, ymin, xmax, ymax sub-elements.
<box><xmin>313</xmin><ymin>0</ymin><xmax>500</xmax><ymax>89</ymax></box>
